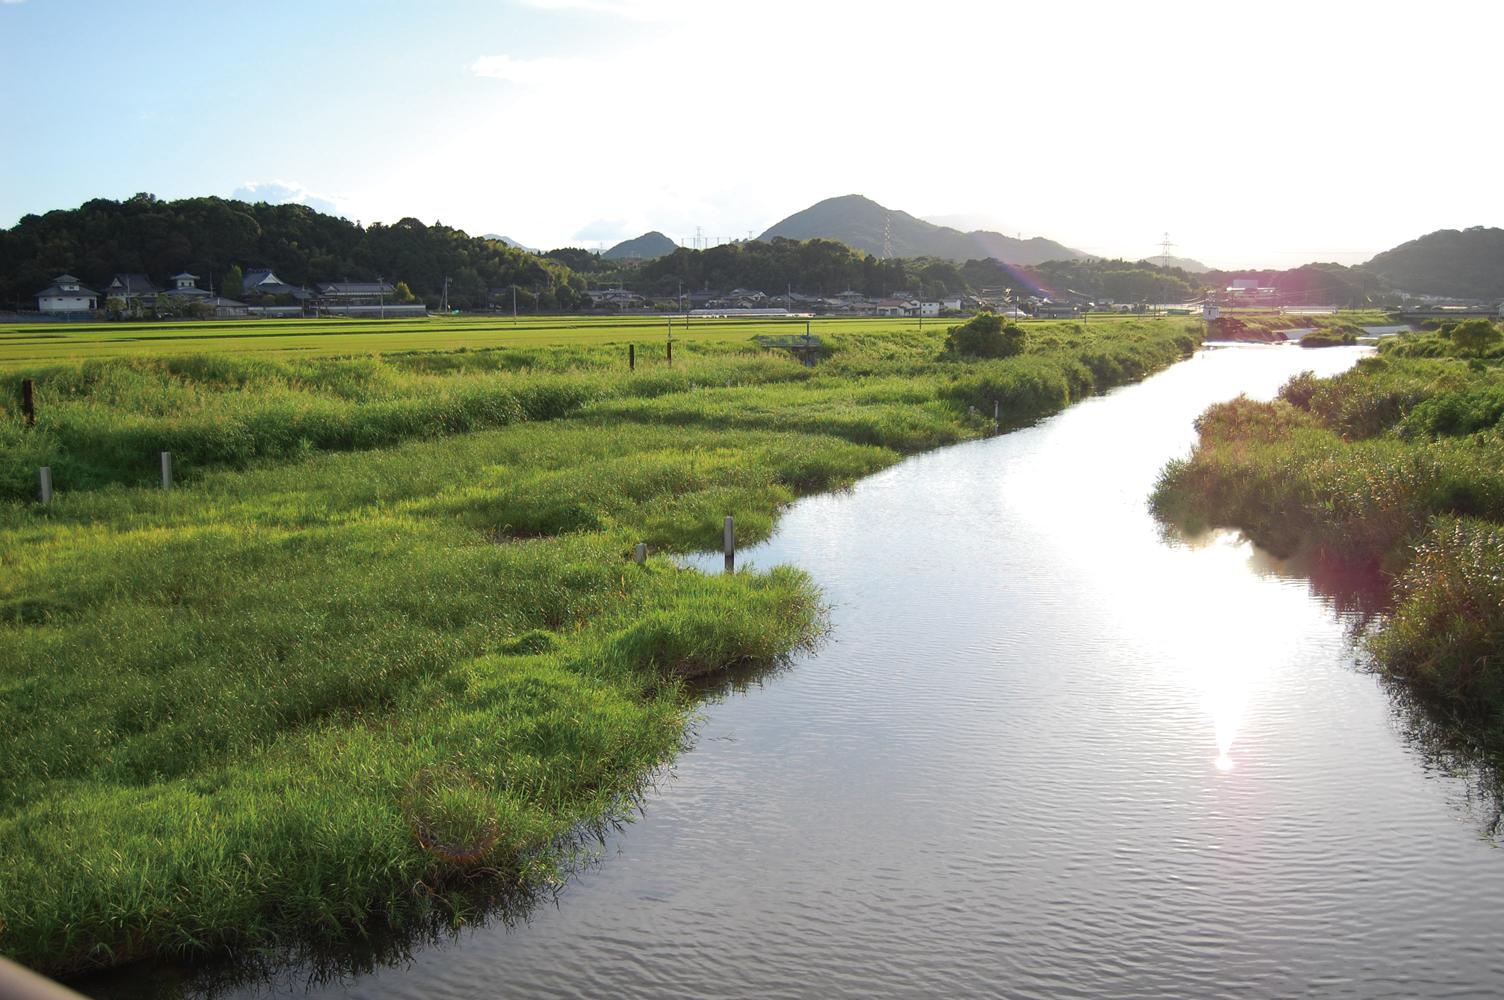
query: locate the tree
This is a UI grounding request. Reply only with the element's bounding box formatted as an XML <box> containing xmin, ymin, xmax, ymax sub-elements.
<box><xmin>223</xmin><ymin>264</ymin><xmax>244</xmax><ymax>300</ymax></box>
<box><xmin>1450</xmin><ymin>319</ymin><xmax>1502</xmax><ymax>356</ymax></box>
<box><xmin>393</xmin><ymin>280</ymin><xmax>416</xmax><ymax>303</ymax></box>
<box><xmin>944</xmin><ymin>313</ymin><xmax>1027</xmax><ymax>358</ymax></box>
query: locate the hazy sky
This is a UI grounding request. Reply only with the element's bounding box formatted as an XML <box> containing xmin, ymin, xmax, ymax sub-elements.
<box><xmin>2</xmin><ymin>0</ymin><xmax>1499</xmax><ymax>269</ymax></box>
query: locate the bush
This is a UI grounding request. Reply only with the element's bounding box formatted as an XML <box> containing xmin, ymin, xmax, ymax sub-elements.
<box><xmin>1451</xmin><ymin>319</ymin><xmax>1503</xmax><ymax>357</ymax></box>
<box><xmin>944</xmin><ymin>313</ymin><xmax>1026</xmax><ymax>359</ymax></box>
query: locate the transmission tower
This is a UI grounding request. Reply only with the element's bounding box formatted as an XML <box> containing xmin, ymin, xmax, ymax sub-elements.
<box><xmin>1158</xmin><ymin>232</ymin><xmax>1176</xmax><ymax>270</ymax></box>
<box><xmin>882</xmin><ymin>214</ymin><xmax>895</xmax><ymax>260</ymax></box>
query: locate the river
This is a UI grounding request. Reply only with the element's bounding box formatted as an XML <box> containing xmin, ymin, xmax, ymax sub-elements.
<box><xmin>201</xmin><ymin>345</ymin><xmax>1504</xmax><ymax>998</ymax></box>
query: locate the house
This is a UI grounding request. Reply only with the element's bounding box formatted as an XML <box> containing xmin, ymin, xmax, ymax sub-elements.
<box><xmin>165</xmin><ymin>271</ymin><xmax>212</xmax><ymax>303</ymax></box>
<box><xmin>918</xmin><ymin>301</ymin><xmax>941</xmax><ymax>317</ymax></box>
<box><xmin>1202</xmin><ymin>302</ymin><xmax>1221</xmax><ymax>320</ymax></box>
<box><xmin>941</xmin><ymin>296</ymin><xmax>963</xmax><ymax>312</ymax></box>
<box><xmin>205</xmin><ymin>295</ymin><xmax>248</xmax><ymax>318</ymax></box>
<box><xmin>102</xmin><ymin>273</ymin><xmax>161</xmax><ymax>307</ymax></box>
<box><xmin>36</xmin><ymin>274</ymin><xmax>100</xmax><ymax>313</ymax></box>
<box><xmin>875</xmin><ymin>298</ymin><xmax>915</xmax><ymax>317</ymax></box>
<box><xmin>586</xmin><ymin>287</ymin><xmax>642</xmax><ymax>307</ymax></box>
<box><xmin>316</xmin><ymin>281</ymin><xmax>396</xmax><ymax>306</ymax></box>
<box><xmin>241</xmin><ymin>269</ymin><xmax>311</xmax><ymax>301</ymax></box>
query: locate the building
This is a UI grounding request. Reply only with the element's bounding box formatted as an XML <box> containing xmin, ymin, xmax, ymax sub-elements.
<box><xmin>316</xmin><ymin>281</ymin><xmax>396</xmax><ymax>306</ymax></box>
<box><xmin>918</xmin><ymin>301</ymin><xmax>941</xmax><ymax>317</ymax></box>
<box><xmin>241</xmin><ymin>269</ymin><xmax>311</xmax><ymax>301</ymax></box>
<box><xmin>102</xmin><ymin>273</ymin><xmax>162</xmax><ymax>307</ymax></box>
<box><xmin>36</xmin><ymin>274</ymin><xmax>100</xmax><ymax>313</ymax></box>
<box><xmin>165</xmin><ymin>271</ymin><xmax>211</xmax><ymax>303</ymax></box>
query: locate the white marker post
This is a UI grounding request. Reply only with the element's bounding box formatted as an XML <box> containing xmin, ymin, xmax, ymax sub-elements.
<box><xmin>38</xmin><ymin>466</ymin><xmax>52</xmax><ymax>505</ymax></box>
<box><xmin>633</xmin><ymin>542</ymin><xmax>647</xmax><ymax>565</ymax></box>
<box><xmin>160</xmin><ymin>451</ymin><xmax>172</xmax><ymax>490</ymax></box>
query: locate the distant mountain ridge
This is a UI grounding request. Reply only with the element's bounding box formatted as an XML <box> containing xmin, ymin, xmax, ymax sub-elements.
<box><xmin>603</xmin><ymin>231</ymin><xmax>677</xmax><ymax>261</ymax></box>
<box><xmin>483</xmin><ymin>234</ymin><xmax>538</xmax><ymax>253</ymax></box>
<box><xmin>759</xmin><ymin>194</ymin><xmax>1084</xmax><ymax>265</ymax></box>
<box><xmin>1362</xmin><ymin>227</ymin><xmax>1504</xmax><ymax>300</ymax></box>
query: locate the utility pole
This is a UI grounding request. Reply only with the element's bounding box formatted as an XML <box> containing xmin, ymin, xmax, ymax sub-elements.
<box><xmin>378</xmin><ymin>274</ymin><xmax>385</xmax><ymax>319</ymax></box>
<box><xmin>512</xmin><ymin>285</ymin><xmax>518</xmax><ymax>323</ymax></box>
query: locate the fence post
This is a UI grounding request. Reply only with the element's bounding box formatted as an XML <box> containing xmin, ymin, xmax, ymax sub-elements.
<box><xmin>38</xmin><ymin>466</ymin><xmax>52</xmax><ymax>504</ymax></box>
<box><xmin>21</xmin><ymin>379</ymin><xmax>35</xmax><ymax>427</ymax></box>
<box><xmin>633</xmin><ymin>542</ymin><xmax>647</xmax><ymax>564</ymax></box>
<box><xmin>993</xmin><ymin>399</ymin><xmax>1000</xmax><ymax>433</ymax></box>
<box><xmin>629</xmin><ymin>344</ymin><xmax>635</xmax><ymax>371</ymax></box>
<box><xmin>160</xmin><ymin>451</ymin><xmax>172</xmax><ymax>490</ymax></box>
<box><xmin>723</xmin><ymin>515</ymin><xmax>734</xmax><ymax>573</ymax></box>
<box><xmin>667</xmin><ymin>339</ymin><xmax>673</xmax><ymax>366</ymax></box>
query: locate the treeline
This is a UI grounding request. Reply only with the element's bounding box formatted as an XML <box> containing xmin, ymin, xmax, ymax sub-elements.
<box><xmin>0</xmin><ymin>194</ymin><xmax>587</xmax><ymax>311</ymax></box>
<box><xmin>1361</xmin><ymin>226</ymin><xmax>1504</xmax><ymax>301</ymax></box>
<box><xmin>560</xmin><ymin>237</ymin><xmax>1210</xmax><ymax>302</ymax></box>
<box><xmin>1202</xmin><ymin>262</ymin><xmax>1391</xmax><ymax>308</ymax></box>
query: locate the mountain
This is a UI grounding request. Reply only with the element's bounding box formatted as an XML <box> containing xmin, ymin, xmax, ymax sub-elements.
<box><xmin>483</xmin><ymin>234</ymin><xmax>538</xmax><ymax>253</ymax></box>
<box><xmin>602</xmin><ymin>231</ymin><xmax>677</xmax><ymax>261</ymax></box>
<box><xmin>759</xmin><ymin>194</ymin><xmax>1084</xmax><ymax>265</ymax></box>
<box><xmin>1135</xmin><ymin>255</ymin><xmax>1209</xmax><ymax>274</ymax></box>
<box><xmin>1361</xmin><ymin>227</ymin><xmax>1504</xmax><ymax>300</ymax></box>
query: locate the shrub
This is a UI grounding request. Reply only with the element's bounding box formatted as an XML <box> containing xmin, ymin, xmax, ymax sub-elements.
<box><xmin>944</xmin><ymin>313</ymin><xmax>1026</xmax><ymax>359</ymax></box>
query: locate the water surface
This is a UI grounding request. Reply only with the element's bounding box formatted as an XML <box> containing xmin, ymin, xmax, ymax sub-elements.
<box><xmin>217</xmin><ymin>345</ymin><xmax>1504</xmax><ymax>999</ymax></box>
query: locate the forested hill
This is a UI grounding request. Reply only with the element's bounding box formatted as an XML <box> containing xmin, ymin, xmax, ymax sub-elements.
<box><xmin>1361</xmin><ymin>227</ymin><xmax>1504</xmax><ymax>300</ymax></box>
<box><xmin>603</xmin><ymin>231</ymin><xmax>678</xmax><ymax>261</ymax></box>
<box><xmin>759</xmin><ymin>194</ymin><xmax>1084</xmax><ymax>265</ymax></box>
<box><xmin>0</xmin><ymin>194</ymin><xmax>585</xmax><ymax>311</ymax></box>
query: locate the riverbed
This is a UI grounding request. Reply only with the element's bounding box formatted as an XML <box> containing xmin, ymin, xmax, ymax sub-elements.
<box><xmin>211</xmin><ymin>344</ymin><xmax>1504</xmax><ymax>999</ymax></box>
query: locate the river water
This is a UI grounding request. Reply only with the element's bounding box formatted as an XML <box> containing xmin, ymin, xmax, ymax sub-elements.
<box><xmin>215</xmin><ymin>345</ymin><xmax>1503</xmax><ymax>999</ymax></box>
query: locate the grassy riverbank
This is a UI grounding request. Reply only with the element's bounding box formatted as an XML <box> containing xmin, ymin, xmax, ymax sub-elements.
<box><xmin>1153</xmin><ymin>325</ymin><xmax>1504</xmax><ymax>740</ymax></box>
<box><xmin>1</xmin><ymin>316</ymin><xmax>1199</xmax><ymax>977</ymax></box>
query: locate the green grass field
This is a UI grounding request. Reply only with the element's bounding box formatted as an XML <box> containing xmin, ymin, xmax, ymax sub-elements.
<box><xmin>0</xmin><ymin>314</ymin><xmax>920</xmax><ymax>369</ymax></box>
<box><xmin>0</xmin><ymin>314</ymin><xmax>1202</xmax><ymax>977</ymax></box>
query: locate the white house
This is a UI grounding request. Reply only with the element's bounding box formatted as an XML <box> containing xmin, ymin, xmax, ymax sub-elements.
<box><xmin>36</xmin><ymin>274</ymin><xmax>100</xmax><ymax>313</ymax></box>
<box><xmin>918</xmin><ymin>301</ymin><xmax>941</xmax><ymax>317</ymax></box>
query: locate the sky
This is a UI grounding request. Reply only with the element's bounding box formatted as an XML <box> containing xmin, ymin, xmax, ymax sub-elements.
<box><xmin>1</xmin><ymin>0</ymin><xmax>1500</xmax><ymax>270</ymax></box>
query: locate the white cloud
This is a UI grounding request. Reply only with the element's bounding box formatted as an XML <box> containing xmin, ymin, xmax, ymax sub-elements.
<box><xmin>518</xmin><ymin>0</ymin><xmax>688</xmax><ymax>19</ymax></box>
<box><xmin>230</xmin><ymin>180</ymin><xmax>342</xmax><ymax>217</ymax></box>
<box><xmin>469</xmin><ymin>53</ymin><xmax>587</xmax><ymax>86</ymax></box>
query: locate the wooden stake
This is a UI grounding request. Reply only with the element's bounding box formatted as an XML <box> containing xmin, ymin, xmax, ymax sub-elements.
<box><xmin>629</xmin><ymin>343</ymin><xmax>635</xmax><ymax>370</ymax></box>
<box><xmin>21</xmin><ymin>379</ymin><xmax>35</xmax><ymax>427</ymax></box>
<box><xmin>723</xmin><ymin>515</ymin><xmax>734</xmax><ymax>573</ymax></box>
<box><xmin>38</xmin><ymin>466</ymin><xmax>52</xmax><ymax>504</ymax></box>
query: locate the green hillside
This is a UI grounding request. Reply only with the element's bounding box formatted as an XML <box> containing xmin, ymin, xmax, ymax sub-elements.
<box><xmin>759</xmin><ymin>195</ymin><xmax>1083</xmax><ymax>265</ymax></box>
<box><xmin>1362</xmin><ymin>227</ymin><xmax>1504</xmax><ymax>301</ymax></box>
<box><xmin>603</xmin><ymin>231</ymin><xmax>678</xmax><ymax>261</ymax></box>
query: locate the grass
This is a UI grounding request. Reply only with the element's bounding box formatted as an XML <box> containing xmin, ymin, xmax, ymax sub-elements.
<box><xmin>1152</xmin><ymin>325</ymin><xmax>1504</xmax><ymax>742</ymax></box>
<box><xmin>0</xmin><ymin>314</ymin><xmax>1201</xmax><ymax>977</ymax></box>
